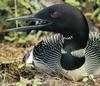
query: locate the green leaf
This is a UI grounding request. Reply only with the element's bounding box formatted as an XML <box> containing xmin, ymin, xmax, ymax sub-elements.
<box><xmin>92</xmin><ymin>8</ymin><xmax>100</xmax><ymax>18</ymax></box>
<box><xmin>18</xmin><ymin>64</ymin><xmax>25</xmax><ymax>68</ymax></box>
<box><xmin>16</xmin><ymin>82</ymin><xmax>26</xmax><ymax>86</ymax></box>
<box><xmin>32</xmin><ymin>78</ymin><xmax>43</xmax><ymax>86</ymax></box>
<box><xmin>4</xmin><ymin>36</ymin><xmax>16</xmax><ymax>42</ymax></box>
<box><xmin>97</xmin><ymin>14</ymin><xmax>100</xmax><ymax>21</ymax></box>
<box><xmin>25</xmin><ymin>63</ymin><xmax>34</xmax><ymax>68</ymax></box>
<box><xmin>65</xmin><ymin>0</ymin><xmax>80</xmax><ymax>7</ymax></box>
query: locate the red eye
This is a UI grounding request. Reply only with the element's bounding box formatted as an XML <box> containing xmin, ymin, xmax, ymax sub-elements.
<box><xmin>51</xmin><ymin>11</ymin><xmax>62</xmax><ymax>18</ymax></box>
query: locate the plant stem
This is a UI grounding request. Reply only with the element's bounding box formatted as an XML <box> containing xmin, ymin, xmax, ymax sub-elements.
<box><xmin>14</xmin><ymin>0</ymin><xmax>18</xmax><ymax>27</ymax></box>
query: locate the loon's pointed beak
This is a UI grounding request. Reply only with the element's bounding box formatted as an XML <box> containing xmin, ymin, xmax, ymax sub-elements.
<box><xmin>6</xmin><ymin>15</ymin><xmax>53</xmax><ymax>32</ymax></box>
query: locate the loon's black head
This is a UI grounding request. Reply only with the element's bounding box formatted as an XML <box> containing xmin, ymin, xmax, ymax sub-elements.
<box><xmin>6</xmin><ymin>4</ymin><xmax>89</xmax><ymax>48</ymax></box>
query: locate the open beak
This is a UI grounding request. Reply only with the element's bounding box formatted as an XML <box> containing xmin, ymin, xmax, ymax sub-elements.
<box><xmin>6</xmin><ymin>15</ymin><xmax>53</xmax><ymax>32</ymax></box>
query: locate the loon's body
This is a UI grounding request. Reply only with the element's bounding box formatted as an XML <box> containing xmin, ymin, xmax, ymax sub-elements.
<box><xmin>25</xmin><ymin>32</ymin><xmax>100</xmax><ymax>81</ymax></box>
